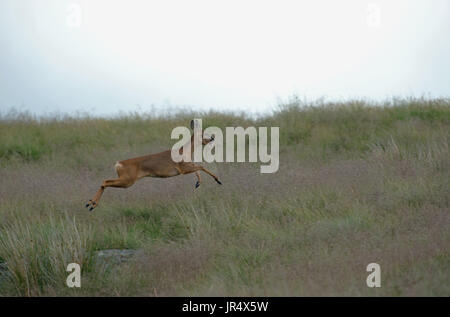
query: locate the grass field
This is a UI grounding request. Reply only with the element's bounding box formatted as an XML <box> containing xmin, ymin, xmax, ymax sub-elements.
<box><xmin>0</xmin><ymin>98</ymin><xmax>449</xmax><ymax>296</ymax></box>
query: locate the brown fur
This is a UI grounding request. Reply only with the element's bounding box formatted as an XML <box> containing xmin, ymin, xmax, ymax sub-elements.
<box><xmin>85</xmin><ymin>123</ymin><xmax>221</xmax><ymax>211</ymax></box>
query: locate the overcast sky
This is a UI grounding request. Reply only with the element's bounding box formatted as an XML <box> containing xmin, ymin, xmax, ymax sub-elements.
<box><xmin>0</xmin><ymin>0</ymin><xmax>449</xmax><ymax>116</ymax></box>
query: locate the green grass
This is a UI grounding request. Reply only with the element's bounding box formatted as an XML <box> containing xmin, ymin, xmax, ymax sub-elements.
<box><xmin>0</xmin><ymin>97</ymin><xmax>449</xmax><ymax>296</ymax></box>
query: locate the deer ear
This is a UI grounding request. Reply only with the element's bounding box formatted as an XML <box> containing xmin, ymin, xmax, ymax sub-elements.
<box><xmin>190</xmin><ymin>120</ymin><xmax>194</xmax><ymax>130</ymax></box>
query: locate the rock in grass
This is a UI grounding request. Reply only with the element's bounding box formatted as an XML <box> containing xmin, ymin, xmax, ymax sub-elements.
<box><xmin>0</xmin><ymin>262</ymin><xmax>7</xmax><ymax>274</ymax></box>
<box><xmin>94</xmin><ymin>249</ymin><xmax>140</xmax><ymax>265</ymax></box>
<box><xmin>0</xmin><ymin>250</ymin><xmax>139</xmax><ymax>275</ymax></box>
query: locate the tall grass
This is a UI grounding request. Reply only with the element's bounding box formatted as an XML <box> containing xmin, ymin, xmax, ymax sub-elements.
<box><xmin>0</xmin><ymin>98</ymin><xmax>449</xmax><ymax>296</ymax></box>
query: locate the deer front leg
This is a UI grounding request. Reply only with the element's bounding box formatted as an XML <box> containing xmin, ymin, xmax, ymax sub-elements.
<box><xmin>195</xmin><ymin>171</ymin><xmax>201</xmax><ymax>188</ymax></box>
<box><xmin>85</xmin><ymin>178</ymin><xmax>134</xmax><ymax>211</ymax></box>
<box><xmin>200</xmin><ymin>166</ymin><xmax>222</xmax><ymax>185</ymax></box>
<box><xmin>178</xmin><ymin>163</ymin><xmax>222</xmax><ymax>186</ymax></box>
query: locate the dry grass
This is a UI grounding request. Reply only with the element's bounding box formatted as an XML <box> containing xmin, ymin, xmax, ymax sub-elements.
<box><xmin>0</xmin><ymin>98</ymin><xmax>449</xmax><ymax>296</ymax></box>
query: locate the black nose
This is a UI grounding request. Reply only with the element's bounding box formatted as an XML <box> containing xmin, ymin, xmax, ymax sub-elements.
<box><xmin>211</xmin><ymin>135</ymin><xmax>215</xmax><ymax>140</ymax></box>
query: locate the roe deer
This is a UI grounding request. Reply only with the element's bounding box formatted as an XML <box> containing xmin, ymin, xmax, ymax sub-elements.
<box><xmin>85</xmin><ymin>120</ymin><xmax>222</xmax><ymax>211</ymax></box>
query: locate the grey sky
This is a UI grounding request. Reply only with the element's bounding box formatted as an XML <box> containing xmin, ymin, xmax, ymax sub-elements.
<box><xmin>0</xmin><ymin>0</ymin><xmax>449</xmax><ymax>116</ymax></box>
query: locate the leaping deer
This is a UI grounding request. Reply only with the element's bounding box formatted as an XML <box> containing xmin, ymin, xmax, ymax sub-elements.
<box><xmin>85</xmin><ymin>120</ymin><xmax>222</xmax><ymax>211</ymax></box>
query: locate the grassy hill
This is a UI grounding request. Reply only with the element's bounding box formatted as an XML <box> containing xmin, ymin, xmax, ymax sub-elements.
<box><xmin>0</xmin><ymin>98</ymin><xmax>449</xmax><ymax>296</ymax></box>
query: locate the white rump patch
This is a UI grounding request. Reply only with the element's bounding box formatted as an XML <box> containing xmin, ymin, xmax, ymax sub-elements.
<box><xmin>114</xmin><ymin>161</ymin><xmax>123</xmax><ymax>171</ymax></box>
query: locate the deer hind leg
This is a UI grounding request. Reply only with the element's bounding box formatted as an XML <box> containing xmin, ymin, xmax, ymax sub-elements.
<box><xmin>85</xmin><ymin>177</ymin><xmax>135</xmax><ymax>211</ymax></box>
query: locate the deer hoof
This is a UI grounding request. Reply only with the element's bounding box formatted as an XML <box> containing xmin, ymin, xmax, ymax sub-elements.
<box><xmin>195</xmin><ymin>181</ymin><xmax>200</xmax><ymax>188</ymax></box>
<box><xmin>216</xmin><ymin>179</ymin><xmax>222</xmax><ymax>185</ymax></box>
<box><xmin>85</xmin><ymin>200</ymin><xmax>96</xmax><ymax>209</ymax></box>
